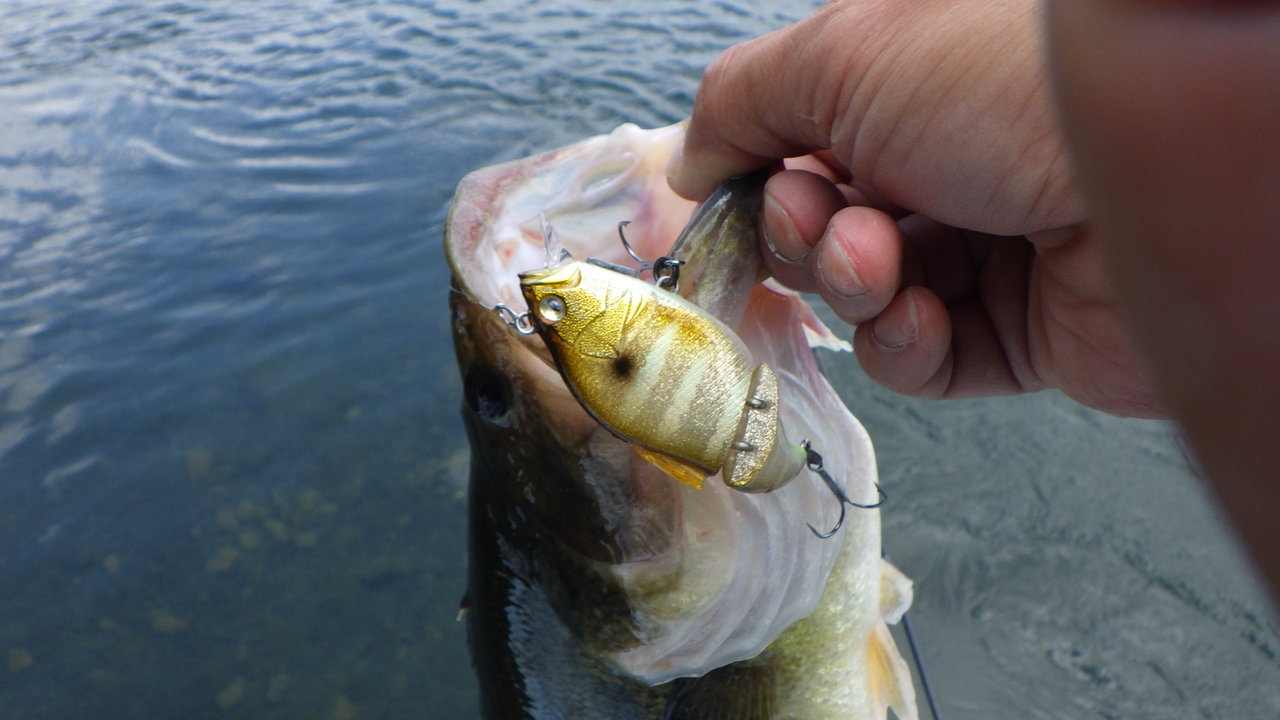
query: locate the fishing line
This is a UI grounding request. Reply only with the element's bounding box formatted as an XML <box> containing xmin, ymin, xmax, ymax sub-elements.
<box><xmin>884</xmin><ymin>544</ymin><xmax>942</xmax><ymax>720</ymax></box>
<box><xmin>900</xmin><ymin>610</ymin><xmax>941</xmax><ymax>720</ymax></box>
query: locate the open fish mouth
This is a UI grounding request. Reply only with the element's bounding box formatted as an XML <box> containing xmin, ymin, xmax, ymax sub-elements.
<box><xmin>446</xmin><ymin>123</ymin><xmax>881</xmax><ymax>684</ymax></box>
<box><xmin>448</xmin><ymin>125</ymin><xmax>692</xmax><ymax>313</ymax></box>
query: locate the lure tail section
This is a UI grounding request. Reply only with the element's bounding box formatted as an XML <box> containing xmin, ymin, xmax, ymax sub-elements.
<box><xmin>722</xmin><ymin>363</ymin><xmax>807</xmax><ymax>493</ymax></box>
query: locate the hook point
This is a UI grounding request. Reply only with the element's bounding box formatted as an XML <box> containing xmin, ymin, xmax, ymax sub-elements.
<box><xmin>804</xmin><ymin>442</ymin><xmax>886</xmax><ymax>539</ymax></box>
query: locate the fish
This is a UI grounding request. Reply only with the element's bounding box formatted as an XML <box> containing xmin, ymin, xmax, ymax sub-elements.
<box><xmin>446</xmin><ymin>123</ymin><xmax>919</xmax><ymax>719</ymax></box>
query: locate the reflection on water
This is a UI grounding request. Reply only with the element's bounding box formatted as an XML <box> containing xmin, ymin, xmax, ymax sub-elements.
<box><xmin>0</xmin><ymin>2</ymin><xmax>806</xmax><ymax>718</ymax></box>
<box><xmin>0</xmin><ymin>1</ymin><xmax>1274</xmax><ymax>719</ymax></box>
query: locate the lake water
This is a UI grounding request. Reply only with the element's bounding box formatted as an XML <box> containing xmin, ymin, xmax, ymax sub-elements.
<box><xmin>0</xmin><ymin>1</ymin><xmax>1275</xmax><ymax>719</ymax></box>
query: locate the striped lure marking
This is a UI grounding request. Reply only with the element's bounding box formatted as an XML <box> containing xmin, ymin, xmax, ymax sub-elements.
<box><xmin>518</xmin><ymin>259</ymin><xmax>807</xmax><ymax>493</ymax></box>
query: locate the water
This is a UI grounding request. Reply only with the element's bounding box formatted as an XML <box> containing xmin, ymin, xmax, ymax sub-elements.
<box><xmin>0</xmin><ymin>1</ymin><xmax>1273</xmax><ymax>719</ymax></box>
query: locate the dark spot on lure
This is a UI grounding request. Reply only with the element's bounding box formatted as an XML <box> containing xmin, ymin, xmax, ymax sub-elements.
<box><xmin>611</xmin><ymin>354</ymin><xmax>635</xmax><ymax>381</ymax></box>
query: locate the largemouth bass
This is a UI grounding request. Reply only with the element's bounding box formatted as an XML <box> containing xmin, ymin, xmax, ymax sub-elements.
<box><xmin>446</xmin><ymin>123</ymin><xmax>918</xmax><ymax>719</ymax></box>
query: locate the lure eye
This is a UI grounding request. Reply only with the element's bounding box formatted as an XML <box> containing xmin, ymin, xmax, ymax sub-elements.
<box><xmin>537</xmin><ymin>295</ymin><xmax>566</xmax><ymax>323</ymax></box>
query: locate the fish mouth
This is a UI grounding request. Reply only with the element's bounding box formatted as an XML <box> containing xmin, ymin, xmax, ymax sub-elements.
<box><xmin>446</xmin><ymin>124</ymin><xmax>691</xmax><ymax>315</ymax></box>
<box><xmin>445</xmin><ymin>123</ymin><xmax>876</xmax><ymax>684</ymax></box>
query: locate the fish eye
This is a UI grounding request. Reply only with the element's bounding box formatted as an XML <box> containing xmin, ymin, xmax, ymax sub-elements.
<box><xmin>464</xmin><ymin>367</ymin><xmax>512</xmax><ymax>427</ymax></box>
<box><xmin>538</xmin><ymin>295</ymin><xmax>566</xmax><ymax>323</ymax></box>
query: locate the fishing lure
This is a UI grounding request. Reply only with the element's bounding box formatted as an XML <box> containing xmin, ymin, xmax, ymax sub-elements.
<box><xmin>498</xmin><ymin>198</ymin><xmax>884</xmax><ymax>537</ymax></box>
<box><xmin>517</xmin><ymin>254</ymin><xmax>808</xmax><ymax>495</ymax></box>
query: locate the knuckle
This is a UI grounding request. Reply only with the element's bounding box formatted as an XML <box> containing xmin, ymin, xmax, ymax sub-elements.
<box><xmin>695</xmin><ymin>43</ymin><xmax>748</xmax><ymax>111</ymax></box>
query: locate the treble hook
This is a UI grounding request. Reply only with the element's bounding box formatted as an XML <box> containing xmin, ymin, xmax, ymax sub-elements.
<box><xmin>616</xmin><ymin>220</ymin><xmax>684</xmax><ymax>291</ymax></box>
<box><xmin>803</xmin><ymin>440</ymin><xmax>886</xmax><ymax>539</ymax></box>
<box><xmin>616</xmin><ymin>220</ymin><xmax>645</xmax><ymax>264</ymax></box>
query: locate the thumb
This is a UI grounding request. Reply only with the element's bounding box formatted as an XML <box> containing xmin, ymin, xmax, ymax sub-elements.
<box><xmin>666</xmin><ymin>27</ymin><xmax>833</xmax><ymax>200</ymax></box>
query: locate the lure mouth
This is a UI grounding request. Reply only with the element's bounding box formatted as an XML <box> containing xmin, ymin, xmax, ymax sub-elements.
<box><xmin>517</xmin><ymin>263</ymin><xmax>582</xmax><ymax>288</ymax></box>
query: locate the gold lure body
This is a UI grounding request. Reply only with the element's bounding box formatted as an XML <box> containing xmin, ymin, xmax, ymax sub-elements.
<box><xmin>519</xmin><ymin>260</ymin><xmax>806</xmax><ymax>492</ymax></box>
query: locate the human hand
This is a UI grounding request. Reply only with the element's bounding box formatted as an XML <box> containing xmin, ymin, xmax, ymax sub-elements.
<box><xmin>1050</xmin><ymin>0</ymin><xmax>1280</xmax><ymax>594</ymax></box>
<box><xmin>669</xmin><ymin>0</ymin><xmax>1164</xmax><ymax>417</ymax></box>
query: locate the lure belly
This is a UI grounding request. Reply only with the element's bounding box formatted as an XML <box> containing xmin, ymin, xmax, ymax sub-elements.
<box><xmin>519</xmin><ymin>259</ymin><xmax>807</xmax><ymax>492</ymax></box>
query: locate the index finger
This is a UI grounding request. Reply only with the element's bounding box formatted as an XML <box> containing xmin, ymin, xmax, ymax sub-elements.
<box><xmin>667</xmin><ymin>24</ymin><xmax>835</xmax><ymax>200</ymax></box>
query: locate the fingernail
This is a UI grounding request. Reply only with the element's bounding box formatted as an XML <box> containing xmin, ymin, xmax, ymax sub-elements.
<box><xmin>871</xmin><ymin>294</ymin><xmax>918</xmax><ymax>350</ymax></box>
<box><xmin>816</xmin><ymin>231</ymin><xmax>867</xmax><ymax>298</ymax></box>
<box><xmin>762</xmin><ymin>196</ymin><xmax>809</xmax><ymax>263</ymax></box>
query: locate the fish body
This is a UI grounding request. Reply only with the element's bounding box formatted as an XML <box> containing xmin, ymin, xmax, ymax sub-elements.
<box><xmin>446</xmin><ymin>123</ymin><xmax>918</xmax><ymax>719</ymax></box>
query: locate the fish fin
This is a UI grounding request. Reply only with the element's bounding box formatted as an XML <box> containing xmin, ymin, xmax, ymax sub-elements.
<box><xmin>759</xmin><ymin>278</ymin><xmax>852</xmax><ymax>352</ymax></box>
<box><xmin>662</xmin><ymin>660</ymin><xmax>775</xmax><ymax>720</ymax></box>
<box><xmin>880</xmin><ymin>559</ymin><xmax>914</xmax><ymax>624</ymax></box>
<box><xmin>633</xmin><ymin>446</ymin><xmax>707</xmax><ymax>489</ymax></box>
<box><xmin>867</xmin><ymin>621</ymin><xmax>920</xmax><ymax>720</ymax></box>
